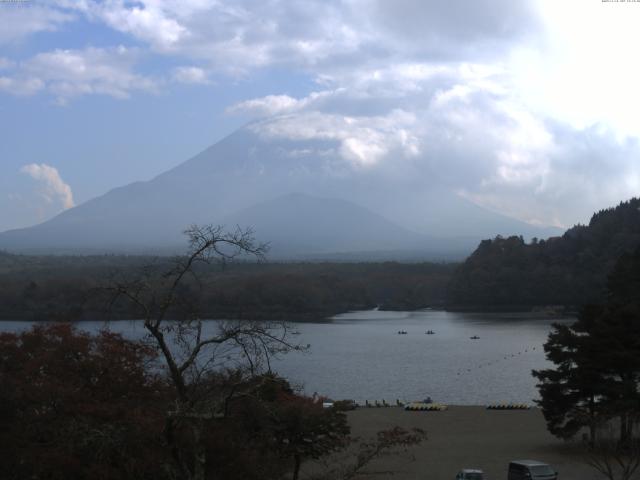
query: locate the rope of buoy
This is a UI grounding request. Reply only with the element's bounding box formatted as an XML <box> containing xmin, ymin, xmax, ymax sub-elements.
<box><xmin>486</xmin><ymin>404</ymin><xmax>530</xmax><ymax>410</ymax></box>
<box><xmin>362</xmin><ymin>400</ymin><xmax>401</xmax><ymax>408</ymax></box>
<box><xmin>404</xmin><ymin>402</ymin><xmax>448</xmax><ymax>411</ymax></box>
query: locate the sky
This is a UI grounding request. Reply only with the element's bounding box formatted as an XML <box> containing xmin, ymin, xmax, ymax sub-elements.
<box><xmin>1</xmin><ymin>0</ymin><xmax>640</xmax><ymax>233</ymax></box>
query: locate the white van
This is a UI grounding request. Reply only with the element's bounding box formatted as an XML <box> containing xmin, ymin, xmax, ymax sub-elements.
<box><xmin>508</xmin><ymin>460</ymin><xmax>557</xmax><ymax>480</ymax></box>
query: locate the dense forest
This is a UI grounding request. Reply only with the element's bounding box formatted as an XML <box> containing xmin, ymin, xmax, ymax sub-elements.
<box><xmin>0</xmin><ymin>253</ymin><xmax>454</xmax><ymax>321</ymax></box>
<box><xmin>447</xmin><ymin>198</ymin><xmax>640</xmax><ymax>310</ymax></box>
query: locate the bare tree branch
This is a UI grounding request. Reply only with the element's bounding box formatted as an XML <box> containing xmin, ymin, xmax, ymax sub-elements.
<box><xmin>104</xmin><ymin>224</ymin><xmax>298</xmax><ymax>480</ymax></box>
<box><xmin>583</xmin><ymin>422</ymin><xmax>640</xmax><ymax>480</ymax></box>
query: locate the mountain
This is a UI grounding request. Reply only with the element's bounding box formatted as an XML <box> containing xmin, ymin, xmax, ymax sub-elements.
<box><xmin>0</xmin><ymin>123</ymin><xmax>561</xmax><ymax>256</ymax></box>
<box><xmin>447</xmin><ymin>198</ymin><xmax>640</xmax><ymax>308</ymax></box>
<box><xmin>223</xmin><ymin>193</ymin><xmax>423</xmax><ymax>255</ymax></box>
<box><xmin>221</xmin><ymin>193</ymin><xmax>478</xmax><ymax>259</ymax></box>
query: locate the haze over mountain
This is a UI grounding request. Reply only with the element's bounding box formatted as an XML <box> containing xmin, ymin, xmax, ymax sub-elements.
<box><xmin>2</xmin><ymin>1</ymin><xmax>640</xmax><ymax>260</ymax></box>
<box><xmin>0</xmin><ymin>123</ymin><xmax>561</xmax><ymax>258</ymax></box>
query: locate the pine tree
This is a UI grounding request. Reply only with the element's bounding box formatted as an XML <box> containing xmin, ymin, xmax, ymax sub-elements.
<box><xmin>533</xmin><ymin>309</ymin><xmax>604</xmax><ymax>445</ymax></box>
<box><xmin>534</xmin><ymin>247</ymin><xmax>640</xmax><ymax>446</ymax></box>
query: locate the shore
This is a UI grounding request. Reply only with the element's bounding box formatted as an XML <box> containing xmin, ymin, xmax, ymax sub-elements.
<box><xmin>338</xmin><ymin>406</ymin><xmax>599</xmax><ymax>480</ymax></box>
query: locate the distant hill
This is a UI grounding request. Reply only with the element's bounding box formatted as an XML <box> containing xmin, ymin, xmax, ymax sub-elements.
<box><xmin>221</xmin><ymin>193</ymin><xmax>477</xmax><ymax>259</ymax></box>
<box><xmin>447</xmin><ymin>198</ymin><xmax>640</xmax><ymax>309</ymax></box>
<box><xmin>0</xmin><ymin>123</ymin><xmax>560</xmax><ymax>257</ymax></box>
<box><xmin>224</xmin><ymin>193</ymin><xmax>426</xmax><ymax>255</ymax></box>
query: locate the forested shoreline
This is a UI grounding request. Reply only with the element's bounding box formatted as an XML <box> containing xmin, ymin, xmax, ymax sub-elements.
<box><xmin>447</xmin><ymin>198</ymin><xmax>640</xmax><ymax>310</ymax></box>
<box><xmin>2</xmin><ymin>198</ymin><xmax>640</xmax><ymax>321</ymax></box>
<box><xmin>0</xmin><ymin>253</ymin><xmax>454</xmax><ymax>321</ymax></box>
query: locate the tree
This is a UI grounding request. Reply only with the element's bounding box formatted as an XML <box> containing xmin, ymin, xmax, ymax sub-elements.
<box><xmin>0</xmin><ymin>324</ymin><xmax>166</xmax><ymax>480</ymax></box>
<box><xmin>198</xmin><ymin>373</ymin><xmax>351</xmax><ymax>480</ymax></box>
<box><xmin>0</xmin><ymin>324</ymin><xmax>351</xmax><ymax>480</ymax></box>
<box><xmin>589</xmin><ymin>248</ymin><xmax>640</xmax><ymax>446</ymax></box>
<box><xmin>448</xmin><ymin>197</ymin><xmax>640</xmax><ymax>309</ymax></box>
<box><xmin>270</xmin><ymin>393</ymin><xmax>350</xmax><ymax>480</ymax></box>
<box><xmin>108</xmin><ymin>225</ymin><xmax>301</xmax><ymax>480</ymax></box>
<box><xmin>534</xmin><ymin>246</ymin><xmax>640</xmax><ymax>447</ymax></box>
<box><xmin>583</xmin><ymin>423</ymin><xmax>640</xmax><ymax>480</ymax></box>
<box><xmin>533</xmin><ymin>306</ymin><xmax>605</xmax><ymax>445</ymax></box>
<box><xmin>313</xmin><ymin>426</ymin><xmax>427</xmax><ymax>480</ymax></box>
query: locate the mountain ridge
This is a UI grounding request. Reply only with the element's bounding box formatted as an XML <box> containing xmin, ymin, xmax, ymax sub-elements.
<box><xmin>0</xmin><ymin>124</ymin><xmax>562</xmax><ymax>257</ymax></box>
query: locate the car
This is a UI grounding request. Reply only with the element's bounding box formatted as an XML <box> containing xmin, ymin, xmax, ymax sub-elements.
<box><xmin>508</xmin><ymin>460</ymin><xmax>557</xmax><ymax>480</ymax></box>
<box><xmin>455</xmin><ymin>469</ymin><xmax>484</xmax><ymax>480</ymax></box>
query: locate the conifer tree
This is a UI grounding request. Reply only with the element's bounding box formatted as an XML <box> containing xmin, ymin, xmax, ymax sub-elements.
<box><xmin>533</xmin><ymin>309</ymin><xmax>604</xmax><ymax>445</ymax></box>
<box><xmin>534</xmin><ymin>246</ymin><xmax>640</xmax><ymax>446</ymax></box>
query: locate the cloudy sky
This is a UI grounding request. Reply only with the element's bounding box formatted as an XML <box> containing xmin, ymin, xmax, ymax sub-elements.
<box><xmin>1</xmin><ymin>0</ymin><xmax>639</xmax><ymax>232</ymax></box>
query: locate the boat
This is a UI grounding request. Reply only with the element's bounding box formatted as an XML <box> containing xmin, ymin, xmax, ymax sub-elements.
<box><xmin>397</xmin><ymin>330</ymin><xmax>408</xmax><ymax>335</ymax></box>
<box><xmin>470</xmin><ymin>335</ymin><xmax>480</xmax><ymax>340</ymax></box>
<box><xmin>425</xmin><ymin>330</ymin><xmax>435</xmax><ymax>335</ymax></box>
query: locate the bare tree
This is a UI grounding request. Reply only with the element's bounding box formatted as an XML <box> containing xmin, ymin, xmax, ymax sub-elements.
<box><xmin>310</xmin><ymin>427</ymin><xmax>427</xmax><ymax>480</ymax></box>
<box><xmin>584</xmin><ymin>422</ymin><xmax>640</xmax><ymax>480</ymax></box>
<box><xmin>108</xmin><ymin>225</ymin><xmax>301</xmax><ymax>480</ymax></box>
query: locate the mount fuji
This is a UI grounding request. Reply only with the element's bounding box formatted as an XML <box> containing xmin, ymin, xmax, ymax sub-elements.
<box><xmin>0</xmin><ymin>123</ymin><xmax>561</xmax><ymax>259</ymax></box>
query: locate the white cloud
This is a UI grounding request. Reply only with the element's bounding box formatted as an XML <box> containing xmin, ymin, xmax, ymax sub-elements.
<box><xmin>59</xmin><ymin>0</ymin><xmax>535</xmax><ymax>75</ymax></box>
<box><xmin>251</xmin><ymin>109</ymin><xmax>420</xmax><ymax>167</ymax></box>
<box><xmin>240</xmin><ymin>65</ymin><xmax>640</xmax><ymax>228</ymax></box>
<box><xmin>89</xmin><ymin>1</ymin><xmax>187</xmax><ymax>50</ymax></box>
<box><xmin>172</xmin><ymin>66</ymin><xmax>209</xmax><ymax>84</ymax></box>
<box><xmin>0</xmin><ymin>46</ymin><xmax>157</xmax><ymax>102</ymax></box>
<box><xmin>510</xmin><ymin>0</ymin><xmax>640</xmax><ymax>139</ymax></box>
<box><xmin>4</xmin><ymin>0</ymin><xmax>640</xmax><ymax>227</ymax></box>
<box><xmin>0</xmin><ymin>5</ymin><xmax>74</xmax><ymax>45</ymax></box>
<box><xmin>0</xmin><ymin>76</ymin><xmax>44</xmax><ymax>96</ymax></box>
<box><xmin>229</xmin><ymin>94</ymin><xmax>303</xmax><ymax>116</ymax></box>
<box><xmin>20</xmin><ymin>163</ymin><xmax>75</xmax><ymax>210</ymax></box>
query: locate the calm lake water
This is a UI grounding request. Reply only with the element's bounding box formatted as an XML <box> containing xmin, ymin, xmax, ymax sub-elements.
<box><xmin>0</xmin><ymin>310</ymin><xmax>570</xmax><ymax>405</ymax></box>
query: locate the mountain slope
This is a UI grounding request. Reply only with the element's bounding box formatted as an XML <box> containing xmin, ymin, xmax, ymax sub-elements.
<box><xmin>0</xmin><ymin>123</ymin><xmax>560</xmax><ymax>255</ymax></box>
<box><xmin>223</xmin><ymin>193</ymin><xmax>423</xmax><ymax>253</ymax></box>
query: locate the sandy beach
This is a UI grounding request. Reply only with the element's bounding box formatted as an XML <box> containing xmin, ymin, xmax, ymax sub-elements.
<box><xmin>336</xmin><ymin>406</ymin><xmax>601</xmax><ymax>480</ymax></box>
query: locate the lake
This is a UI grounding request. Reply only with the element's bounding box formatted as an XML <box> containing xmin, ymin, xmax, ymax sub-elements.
<box><xmin>0</xmin><ymin>309</ymin><xmax>570</xmax><ymax>405</ymax></box>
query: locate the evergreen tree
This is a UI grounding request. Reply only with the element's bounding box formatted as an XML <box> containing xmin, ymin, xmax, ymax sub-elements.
<box><xmin>533</xmin><ymin>308</ymin><xmax>604</xmax><ymax>445</ymax></box>
<box><xmin>592</xmin><ymin>248</ymin><xmax>640</xmax><ymax>445</ymax></box>
<box><xmin>534</xmin><ymin>246</ymin><xmax>640</xmax><ymax>445</ymax></box>
<box><xmin>449</xmin><ymin>197</ymin><xmax>640</xmax><ymax>308</ymax></box>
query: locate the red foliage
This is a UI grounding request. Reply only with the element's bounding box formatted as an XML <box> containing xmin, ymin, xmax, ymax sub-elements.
<box><xmin>0</xmin><ymin>327</ymin><xmax>353</xmax><ymax>480</ymax></box>
<box><xmin>0</xmin><ymin>324</ymin><xmax>168</xmax><ymax>480</ymax></box>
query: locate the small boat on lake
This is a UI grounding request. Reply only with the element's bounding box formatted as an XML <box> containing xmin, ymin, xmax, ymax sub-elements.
<box><xmin>425</xmin><ymin>330</ymin><xmax>435</xmax><ymax>335</ymax></box>
<box><xmin>397</xmin><ymin>330</ymin><xmax>408</xmax><ymax>335</ymax></box>
<box><xmin>470</xmin><ymin>335</ymin><xmax>480</xmax><ymax>340</ymax></box>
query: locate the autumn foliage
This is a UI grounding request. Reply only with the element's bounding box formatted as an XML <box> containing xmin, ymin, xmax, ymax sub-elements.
<box><xmin>0</xmin><ymin>325</ymin><xmax>355</xmax><ymax>480</ymax></box>
<box><xmin>0</xmin><ymin>324</ymin><xmax>167</xmax><ymax>480</ymax></box>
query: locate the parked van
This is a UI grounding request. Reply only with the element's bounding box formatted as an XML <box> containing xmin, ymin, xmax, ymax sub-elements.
<box><xmin>455</xmin><ymin>469</ymin><xmax>484</xmax><ymax>480</ymax></box>
<box><xmin>508</xmin><ymin>460</ymin><xmax>557</xmax><ymax>480</ymax></box>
